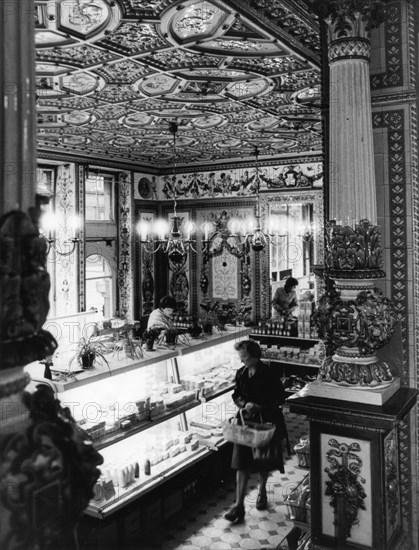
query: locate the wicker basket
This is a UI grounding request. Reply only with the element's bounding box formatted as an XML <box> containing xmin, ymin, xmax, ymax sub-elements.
<box><xmin>222</xmin><ymin>410</ymin><xmax>276</xmax><ymax>448</ymax></box>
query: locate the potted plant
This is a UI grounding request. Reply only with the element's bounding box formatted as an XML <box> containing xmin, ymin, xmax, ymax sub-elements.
<box><xmin>199</xmin><ymin>301</ymin><xmax>229</xmax><ymax>333</ymax></box>
<box><xmin>163</xmin><ymin>327</ymin><xmax>178</xmax><ymax>346</ymax></box>
<box><xmin>70</xmin><ymin>335</ymin><xmax>110</xmax><ymax>371</ymax></box>
<box><xmin>121</xmin><ymin>330</ymin><xmax>144</xmax><ymax>359</ymax></box>
<box><xmin>142</xmin><ymin>328</ymin><xmax>162</xmax><ymax>351</ymax></box>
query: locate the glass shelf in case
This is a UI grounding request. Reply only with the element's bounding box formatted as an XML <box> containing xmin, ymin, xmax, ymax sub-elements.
<box><xmin>87</xmin><ymin>416</ymin><xmax>210</xmax><ymax>518</ymax></box>
<box><xmin>54</xmin><ymin>354</ymin><xmax>199</xmax><ymax>449</ymax></box>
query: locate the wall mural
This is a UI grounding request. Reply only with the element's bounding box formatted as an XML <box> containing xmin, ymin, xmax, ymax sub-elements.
<box><xmin>133</xmin><ymin>161</ymin><xmax>323</xmax><ymax>201</ymax></box>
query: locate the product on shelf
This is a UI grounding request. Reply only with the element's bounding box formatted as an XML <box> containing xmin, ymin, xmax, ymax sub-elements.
<box><xmin>254</xmin><ymin>318</ymin><xmax>298</xmax><ymax>337</ymax></box>
<box><xmin>261</xmin><ymin>342</ymin><xmax>325</xmax><ymax>366</ymax></box>
<box><xmin>91</xmin><ymin>427</ymin><xmax>202</xmax><ymax>507</ymax></box>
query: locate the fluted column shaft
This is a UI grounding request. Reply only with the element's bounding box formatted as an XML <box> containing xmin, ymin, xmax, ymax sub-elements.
<box><xmin>329</xmin><ymin>46</ymin><xmax>377</xmax><ymax>223</ymax></box>
<box><xmin>0</xmin><ymin>0</ymin><xmax>37</xmax><ymax>215</ymax></box>
<box><xmin>321</xmin><ymin>0</ymin><xmax>386</xmax><ymax>225</ymax></box>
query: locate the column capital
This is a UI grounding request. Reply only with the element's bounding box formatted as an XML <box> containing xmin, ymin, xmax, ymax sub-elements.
<box><xmin>308</xmin><ymin>0</ymin><xmax>387</xmax><ymax>42</ymax></box>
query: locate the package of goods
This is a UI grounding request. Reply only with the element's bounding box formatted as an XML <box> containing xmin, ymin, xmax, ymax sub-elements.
<box><xmin>170</xmin><ymin>446</ymin><xmax>180</xmax><ymax>457</ymax></box>
<box><xmin>187</xmin><ymin>439</ymin><xmax>200</xmax><ymax>452</ymax></box>
<box><xmin>179</xmin><ymin>432</ymin><xmax>192</xmax><ymax>444</ymax></box>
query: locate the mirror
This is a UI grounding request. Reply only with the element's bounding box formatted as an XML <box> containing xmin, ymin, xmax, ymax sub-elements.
<box><xmin>259</xmin><ymin>191</ymin><xmax>324</xmax><ymax>319</ymax></box>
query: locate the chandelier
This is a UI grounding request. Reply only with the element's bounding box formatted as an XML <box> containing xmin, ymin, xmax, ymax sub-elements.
<box><xmin>137</xmin><ymin>122</ymin><xmax>197</xmax><ymax>265</ymax></box>
<box><xmin>225</xmin><ymin>146</ymin><xmax>275</xmax><ymax>253</ymax></box>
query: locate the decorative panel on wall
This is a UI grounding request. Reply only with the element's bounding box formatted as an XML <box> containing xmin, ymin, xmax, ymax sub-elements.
<box><xmin>77</xmin><ymin>163</ymin><xmax>85</xmax><ymax>312</ymax></box>
<box><xmin>168</xmin><ymin>210</ymin><xmax>191</xmax><ymax>312</ymax></box>
<box><xmin>137</xmin><ymin>210</ymin><xmax>156</xmax><ymax>317</ymax></box>
<box><xmin>320</xmin><ymin>433</ymin><xmax>372</xmax><ymax>547</ymax></box>
<box><xmin>196</xmin><ymin>205</ymin><xmax>255</xmax><ymax>323</ymax></box>
<box><xmin>54</xmin><ymin>163</ymin><xmax>79</xmax><ymax>316</ymax></box>
<box><xmin>118</xmin><ymin>172</ymin><xmax>133</xmax><ymax>319</ymax></box>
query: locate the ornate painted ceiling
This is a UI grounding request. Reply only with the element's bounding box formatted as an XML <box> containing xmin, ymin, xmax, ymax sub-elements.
<box><xmin>35</xmin><ymin>0</ymin><xmax>322</xmax><ymax>169</ymax></box>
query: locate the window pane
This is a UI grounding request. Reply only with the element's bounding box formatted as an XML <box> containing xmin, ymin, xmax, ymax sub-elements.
<box><xmin>85</xmin><ymin>174</ymin><xmax>114</xmax><ymax>221</ymax></box>
<box><xmin>85</xmin><ymin>254</ymin><xmax>113</xmax><ymax>317</ymax></box>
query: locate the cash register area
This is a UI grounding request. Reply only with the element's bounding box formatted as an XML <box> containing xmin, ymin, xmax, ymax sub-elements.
<box><xmin>131</xmin><ymin>409</ymin><xmax>310</xmax><ymax>550</ymax></box>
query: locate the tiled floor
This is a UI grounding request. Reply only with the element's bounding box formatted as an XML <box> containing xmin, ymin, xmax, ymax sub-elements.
<box><xmin>134</xmin><ymin>409</ymin><xmax>309</xmax><ymax>550</ymax></box>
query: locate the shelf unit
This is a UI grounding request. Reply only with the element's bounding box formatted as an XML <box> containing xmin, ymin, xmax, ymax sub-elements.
<box><xmin>249</xmin><ymin>332</ymin><xmax>322</xmax><ymax>395</ymax></box>
<box><xmin>25</xmin><ymin>327</ymin><xmax>249</xmax><ymax>521</ymax></box>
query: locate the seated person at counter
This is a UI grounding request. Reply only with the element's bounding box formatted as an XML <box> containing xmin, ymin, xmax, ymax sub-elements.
<box><xmin>147</xmin><ymin>295</ymin><xmax>176</xmax><ymax>331</ymax></box>
<box><xmin>272</xmin><ymin>277</ymin><xmax>299</xmax><ymax>319</ymax></box>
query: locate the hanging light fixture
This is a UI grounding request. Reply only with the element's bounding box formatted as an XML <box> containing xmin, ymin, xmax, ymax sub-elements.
<box><xmin>225</xmin><ymin>146</ymin><xmax>274</xmax><ymax>253</ymax></box>
<box><xmin>248</xmin><ymin>146</ymin><xmax>268</xmax><ymax>252</ymax></box>
<box><xmin>137</xmin><ymin>121</ymin><xmax>197</xmax><ymax>265</ymax></box>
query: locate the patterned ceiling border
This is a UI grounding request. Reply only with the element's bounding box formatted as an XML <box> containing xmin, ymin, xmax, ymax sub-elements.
<box><xmin>370</xmin><ymin>1</ymin><xmax>403</xmax><ymax>90</ymax></box>
<box><xmin>37</xmin><ymin>150</ymin><xmax>323</xmax><ymax>174</ymax></box>
<box><xmin>227</xmin><ymin>0</ymin><xmax>321</xmax><ymax>65</ymax></box>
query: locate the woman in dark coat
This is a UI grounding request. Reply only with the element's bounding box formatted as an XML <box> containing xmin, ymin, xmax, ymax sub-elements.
<box><xmin>224</xmin><ymin>339</ymin><xmax>287</xmax><ymax>523</ymax></box>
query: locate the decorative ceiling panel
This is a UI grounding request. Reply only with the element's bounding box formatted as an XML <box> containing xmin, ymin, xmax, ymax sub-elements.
<box><xmin>35</xmin><ymin>0</ymin><xmax>322</xmax><ymax>168</ymax></box>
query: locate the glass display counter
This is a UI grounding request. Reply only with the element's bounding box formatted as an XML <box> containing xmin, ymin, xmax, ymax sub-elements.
<box><xmin>25</xmin><ymin>327</ymin><xmax>250</xmax><ymax>518</ymax></box>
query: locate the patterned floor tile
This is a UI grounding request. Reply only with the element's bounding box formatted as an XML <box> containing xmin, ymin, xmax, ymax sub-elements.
<box><xmin>133</xmin><ymin>412</ymin><xmax>309</xmax><ymax>550</ymax></box>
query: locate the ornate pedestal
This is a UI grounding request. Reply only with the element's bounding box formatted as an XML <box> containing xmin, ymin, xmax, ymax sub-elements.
<box><xmin>288</xmin><ymin>388</ymin><xmax>417</xmax><ymax>550</ymax></box>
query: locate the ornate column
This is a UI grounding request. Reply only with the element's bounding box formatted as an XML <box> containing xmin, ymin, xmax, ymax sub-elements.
<box><xmin>288</xmin><ymin>2</ymin><xmax>418</xmax><ymax>550</ymax></box>
<box><xmin>325</xmin><ymin>0</ymin><xmax>385</xmax><ymax>223</ymax></box>
<box><xmin>0</xmin><ymin>0</ymin><xmax>37</xmax><ymax>214</ymax></box>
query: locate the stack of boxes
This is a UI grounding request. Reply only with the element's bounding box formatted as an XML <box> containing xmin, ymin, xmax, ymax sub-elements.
<box><xmin>297</xmin><ymin>299</ymin><xmax>317</xmax><ymax>339</ymax></box>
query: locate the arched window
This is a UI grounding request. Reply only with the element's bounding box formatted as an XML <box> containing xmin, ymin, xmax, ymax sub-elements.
<box><xmin>85</xmin><ymin>254</ymin><xmax>113</xmax><ymax>317</ymax></box>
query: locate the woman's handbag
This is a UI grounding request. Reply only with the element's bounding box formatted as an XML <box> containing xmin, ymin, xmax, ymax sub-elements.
<box><xmin>222</xmin><ymin>409</ymin><xmax>276</xmax><ymax>448</ymax></box>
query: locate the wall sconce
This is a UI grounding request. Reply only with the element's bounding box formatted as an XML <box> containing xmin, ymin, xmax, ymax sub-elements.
<box><xmin>40</xmin><ymin>211</ymin><xmax>81</xmax><ymax>257</ymax></box>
